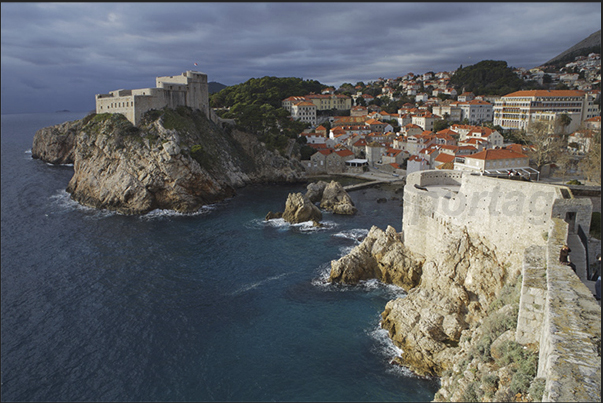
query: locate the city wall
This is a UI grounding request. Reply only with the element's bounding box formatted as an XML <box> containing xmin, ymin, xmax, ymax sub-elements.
<box><xmin>402</xmin><ymin>170</ymin><xmax>600</xmax><ymax>402</ymax></box>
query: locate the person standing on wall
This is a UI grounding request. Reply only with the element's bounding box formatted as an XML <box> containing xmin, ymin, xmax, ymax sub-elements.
<box><xmin>559</xmin><ymin>245</ymin><xmax>576</xmax><ymax>273</ymax></box>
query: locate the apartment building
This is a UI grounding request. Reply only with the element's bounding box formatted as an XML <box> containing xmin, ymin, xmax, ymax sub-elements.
<box><xmin>492</xmin><ymin>90</ymin><xmax>588</xmax><ymax>131</ymax></box>
<box><xmin>290</xmin><ymin>101</ymin><xmax>317</xmax><ymax>126</ymax></box>
<box><xmin>453</xmin><ymin>99</ymin><xmax>494</xmax><ymax>124</ymax></box>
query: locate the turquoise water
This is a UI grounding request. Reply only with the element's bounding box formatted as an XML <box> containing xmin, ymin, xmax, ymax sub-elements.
<box><xmin>1</xmin><ymin>112</ymin><xmax>439</xmax><ymax>401</ymax></box>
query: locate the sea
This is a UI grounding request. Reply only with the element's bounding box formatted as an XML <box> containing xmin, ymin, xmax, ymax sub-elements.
<box><xmin>1</xmin><ymin>112</ymin><xmax>440</xmax><ymax>402</ymax></box>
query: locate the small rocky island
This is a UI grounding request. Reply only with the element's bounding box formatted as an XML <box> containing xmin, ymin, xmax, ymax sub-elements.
<box><xmin>32</xmin><ymin>107</ymin><xmax>304</xmax><ymax>214</ymax></box>
<box><xmin>265</xmin><ymin>180</ymin><xmax>357</xmax><ymax>225</ymax></box>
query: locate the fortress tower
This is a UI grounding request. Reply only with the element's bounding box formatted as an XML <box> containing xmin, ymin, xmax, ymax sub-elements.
<box><xmin>95</xmin><ymin>71</ymin><xmax>210</xmax><ymax>126</ymax></box>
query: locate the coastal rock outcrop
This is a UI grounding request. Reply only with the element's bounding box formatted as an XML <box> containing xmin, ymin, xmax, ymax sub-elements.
<box><xmin>304</xmin><ymin>180</ymin><xmax>357</xmax><ymax>215</ymax></box>
<box><xmin>266</xmin><ymin>180</ymin><xmax>356</xmax><ymax>225</ymax></box>
<box><xmin>32</xmin><ymin>107</ymin><xmax>304</xmax><ymax>214</ymax></box>
<box><xmin>281</xmin><ymin>193</ymin><xmax>322</xmax><ymax>224</ymax></box>
<box><xmin>319</xmin><ymin>181</ymin><xmax>358</xmax><ymax>215</ymax></box>
<box><xmin>329</xmin><ymin>223</ymin><xmax>508</xmax><ymax>378</ymax></box>
<box><xmin>329</xmin><ymin>225</ymin><xmax>422</xmax><ymax>289</ymax></box>
<box><xmin>305</xmin><ymin>181</ymin><xmax>328</xmax><ymax>203</ymax></box>
<box><xmin>31</xmin><ymin>119</ymin><xmax>82</xmax><ymax>165</ymax></box>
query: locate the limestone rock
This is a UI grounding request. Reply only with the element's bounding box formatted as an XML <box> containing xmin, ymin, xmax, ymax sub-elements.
<box><xmin>32</xmin><ymin>119</ymin><xmax>82</xmax><ymax>165</ymax></box>
<box><xmin>281</xmin><ymin>193</ymin><xmax>322</xmax><ymax>224</ymax></box>
<box><xmin>304</xmin><ymin>180</ymin><xmax>357</xmax><ymax>215</ymax></box>
<box><xmin>319</xmin><ymin>180</ymin><xmax>357</xmax><ymax>215</ymax></box>
<box><xmin>265</xmin><ymin>211</ymin><xmax>282</xmax><ymax>220</ymax></box>
<box><xmin>329</xmin><ymin>225</ymin><xmax>422</xmax><ymax>288</ymax></box>
<box><xmin>33</xmin><ymin>108</ymin><xmax>305</xmax><ymax>214</ymax></box>
<box><xmin>330</xmin><ymin>222</ymin><xmax>509</xmax><ymax>378</ymax></box>
<box><xmin>305</xmin><ymin>180</ymin><xmax>328</xmax><ymax>203</ymax></box>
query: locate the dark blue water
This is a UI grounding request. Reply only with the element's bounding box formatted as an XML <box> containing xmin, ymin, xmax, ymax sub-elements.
<box><xmin>1</xmin><ymin>112</ymin><xmax>439</xmax><ymax>402</ymax></box>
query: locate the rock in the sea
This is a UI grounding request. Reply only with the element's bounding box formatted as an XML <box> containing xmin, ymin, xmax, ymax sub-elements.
<box><xmin>319</xmin><ymin>180</ymin><xmax>357</xmax><ymax>215</ymax></box>
<box><xmin>281</xmin><ymin>192</ymin><xmax>322</xmax><ymax>224</ymax></box>
<box><xmin>378</xmin><ymin>225</ymin><xmax>507</xmax><ymax>377</ymax></box>
<box><xmin>265</xmin><ymin>211</ymin><xmax>282</xmax><ymax>220</ymax></box>
<box><xmin>305</xmin><ymin>180</ymin><xmax>328</xmax><ymax>203</ymax></box>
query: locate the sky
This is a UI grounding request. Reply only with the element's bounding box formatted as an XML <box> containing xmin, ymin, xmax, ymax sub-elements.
<box><xmin>1</xmin><ymin>2</ymin><xmax>601</xmax><ymax>114</ymax></box>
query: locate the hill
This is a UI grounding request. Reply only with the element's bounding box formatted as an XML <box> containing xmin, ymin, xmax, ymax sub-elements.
<box><xmin>541</xmin><ymin>30</ymin><xmax>601</xmax><ymax>68</ymax></box>
<box><xmin>209</xmin><ymin>76</ymin><xmax>325</xmax><ymax>109</ymax></box>
<box><xmin>449</xmin><ymin>60</ymin><xmax>541</xmax><ymax>96</ymax></box>
<box><xmin>208</xmin><ymin>81</ymin><xmax>227</xmax><ymax>94</ymax></box>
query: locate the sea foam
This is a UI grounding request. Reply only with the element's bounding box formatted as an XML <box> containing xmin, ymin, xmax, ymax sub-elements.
<box><xmin>139</xmin><ymin>205</ymin><xmax>216</xmax><ymax>220</ymax></box>
<box><xmin>252</xmin><ymin>218</ymin><xmax>338</xmax><ymax>233</ymax></box>
<box><xmin>367</xmin><ymin>320</ymin><xmax>424</xmax><ymax>379</ymax></box>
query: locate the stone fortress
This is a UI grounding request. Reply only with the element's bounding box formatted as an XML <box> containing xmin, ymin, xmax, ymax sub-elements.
<box><xmin>403</xmin><ymin>170</ymin><xmax>600</xmax><ymax>402</ymax></box>
<box><xmin>95</xmin><ymin>70</ymin><xmax>216</xmax><ymax>126</ymax></box>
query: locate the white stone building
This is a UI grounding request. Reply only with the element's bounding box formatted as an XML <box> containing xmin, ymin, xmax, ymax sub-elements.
<box><xmin>492</xmin><ymin>90</ymin><xmax>594</xmax><ymax>131</ymax></box>
<box><xmin>290</xmin><ymin>101</ymin><xmax>317</xmax><ymax>126</ymax></box>
<box><xmin>453</xmin><ymin>99</ymin><xmax>493</xmax><ymax>124</ymax></box>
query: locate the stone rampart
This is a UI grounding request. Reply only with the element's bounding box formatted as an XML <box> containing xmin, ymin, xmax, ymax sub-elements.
<box><xmin>403</xmin><ymin>170</ymin><xmax>600</xmax><ymax>401</ymax></box>
<box><xmin>403</xmin><ymin>171</ymin><xmax>588</xmax><ymax>272</ymax></box>
<box><xmin>536</xmin><ymin>217</ymin><xmax>601</xmax><ymax>402</ymax></box>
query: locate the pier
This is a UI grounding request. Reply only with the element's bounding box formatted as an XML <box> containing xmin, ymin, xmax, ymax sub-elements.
<box><xmin>343</xmin><ymin>180</ymin><xmax>390</xmax><ymax>191</ymax></box>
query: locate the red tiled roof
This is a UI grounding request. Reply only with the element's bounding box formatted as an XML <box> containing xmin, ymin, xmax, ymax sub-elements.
<box><xmin>435</xmin><ymin>153</ymin><xmax>455</xmax><ymax>163</ymax></box>
<box><xmin>502</xmin><ymin>90</ymin><xmax>585</xmax><ymax>98</ymax></box>
<box><xmin>436</xmin><ymin>128</ymin><xmax>459</xmax><ymax>136</ymax></box>
<box><xmin>335</xmin><ymin>149</ymin><xmax>354</xmax><ymax>157</ymax></box>
<box><xmin>467</xmin><ymin>148</ymin><xmax>528</xmax><ymax>161</ymax></box>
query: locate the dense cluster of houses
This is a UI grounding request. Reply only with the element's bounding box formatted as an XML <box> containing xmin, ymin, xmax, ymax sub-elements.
<box><xmin>284</xmin><ymin>54</ymin><xmax>601</xmax><ymax>178</ymax></box>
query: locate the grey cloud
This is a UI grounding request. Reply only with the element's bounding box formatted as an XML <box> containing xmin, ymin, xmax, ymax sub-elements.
<box><xmin>1</xmin><ymin>2</ymin><xmax>600</xmax><ymax>114</ymax></box>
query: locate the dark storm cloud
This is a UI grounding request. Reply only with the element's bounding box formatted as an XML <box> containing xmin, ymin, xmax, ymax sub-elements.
<box><xmin>1</xmin><ymin>2</ymin><xmax>600</xmax><ymax>114</ymax></box>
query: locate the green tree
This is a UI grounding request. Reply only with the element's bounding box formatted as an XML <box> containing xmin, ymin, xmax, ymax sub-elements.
<box><xmin>434</xmin><ymin>119</ymin><xmax>450</xmax><ymax>132</ymax></box>
<box><xmin>449</xmin><ymin>60</ymin><xmax>543</xmax><ymax>95</ymax></box>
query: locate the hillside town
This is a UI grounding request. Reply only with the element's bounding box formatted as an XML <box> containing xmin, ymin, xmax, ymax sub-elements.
<box><xmin>283</xmin><ymin>53</ymin><xmax>601</xmax><ymax>181</ymax></box>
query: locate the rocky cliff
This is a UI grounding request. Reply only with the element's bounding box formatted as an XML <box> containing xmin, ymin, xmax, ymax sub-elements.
<box><xmin>32</xmin><ymin>107</ymin><xmax>304</xmax><ymax>214</ymax></box>
<box><xmin>328</xmin><ymin>223</ymin><xmax>542</xmax><ymax>400</ymax></box>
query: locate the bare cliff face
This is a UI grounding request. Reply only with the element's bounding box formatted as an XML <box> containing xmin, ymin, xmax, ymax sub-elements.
<box><xmin>32</xmin><ymin>107</ymin><xmax>304</xmax><ymax>214</ymax></box>
<box><xmin>329</xmin><ymin>223</ymin><xmax>509</xmax><ymax>378</ymax></box>
<box><xmin>31</xmin><ymin>119</ymin><xmax>80</xmax><ymax>165</ymax></box>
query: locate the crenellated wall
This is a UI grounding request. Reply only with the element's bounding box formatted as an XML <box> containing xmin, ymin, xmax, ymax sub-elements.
<box><xmin>402</xmin><ymin>170</ymin><xmax>600</xmax><ymax>402</ymax></box>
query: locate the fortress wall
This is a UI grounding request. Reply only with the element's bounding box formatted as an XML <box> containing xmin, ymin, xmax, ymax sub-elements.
<box><xmin>96</xmin><ymin>71</ymin><xmax>211</xmax><ymax>126</ymax></box>
<box><xmin>403</xmin><ymin>170</ymin><xmax>600</xmax><ymax>402</ymax></box>
<box><xmin>405</xmin><ymin>170</ymin><xmax>464</xmax><ymax>187</ymax></box>
<box><xmin>403</xmin><ymin>171</ymin><xmax>563</xmax><ymax>270</ymax></box>
<box><xmin>516</xmin><ymin>245</ymin><xmax>548</xmax><ymax>345</ymax></box>
<box><xmin>96</xmin><ymin>91</ymin><xmax>136</xmax><ymax>124</ymax></box>
<box><xmin>537</xmin><ymin>218</ymin><xmax>601</xmax><ymax>402</ymax></box>
<box><xmin>157</xmin><ymin>71</ymin><xmax>209</xmax><ymax>117</ymax></box>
